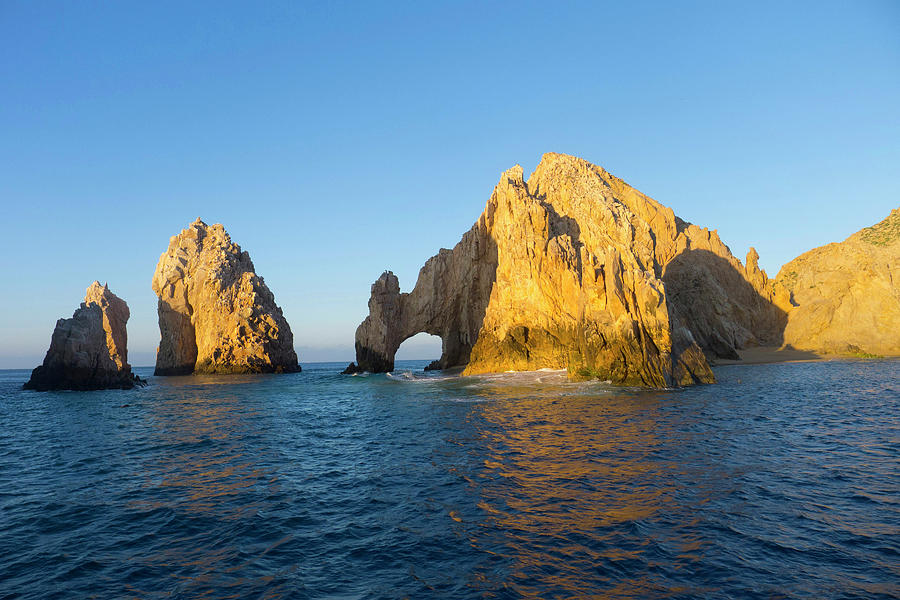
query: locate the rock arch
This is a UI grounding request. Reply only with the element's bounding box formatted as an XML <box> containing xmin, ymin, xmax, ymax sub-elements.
<box><xmin>344</xmin><ymin>154</ymin><xmax>792</xmax><ymax>386</ymax></box>
<box><xmin>344</xmin><ymin>214</ymin><xmax>499</xmax><ymax>373</ymax></box>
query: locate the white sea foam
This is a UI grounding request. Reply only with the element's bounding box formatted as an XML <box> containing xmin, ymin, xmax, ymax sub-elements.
<box><xmin>384</xmin><ymin>366</ymin><xmax>617</xmax><ymax>390</ymax></box>
<box><xmin>386</xmin><ymin>370</ymin><xmax>460</xmax><ymax>383</ymax></box>
<box><xmin>386</xmin><ymin>371</ymin><xmax>415</xmax><ymax>381</ymax></box>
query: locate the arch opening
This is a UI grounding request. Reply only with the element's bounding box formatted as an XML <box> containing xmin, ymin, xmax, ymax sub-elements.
<box><xmin>394</xmin><ymin>332</ymin><xmax>443</xmax><ymax>371</ymax></box>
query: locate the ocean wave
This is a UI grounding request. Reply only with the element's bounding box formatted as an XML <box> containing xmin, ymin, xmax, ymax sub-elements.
<box><xmin>1</xmin><ymin>360</ymin><xmax>896</xmax><ymax>599</ymax></box>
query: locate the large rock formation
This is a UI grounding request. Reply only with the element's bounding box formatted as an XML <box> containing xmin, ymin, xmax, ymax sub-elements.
<box><xmin>773</xmin><ymin>208</ymin><xmax>900</xmax><ymax>356</ymax></box>
<box><xmin>346</xmin><ymin>153</ymin><xmax>787</xmax><ymax>386</ymax></box>
<box><xmin>25</xmin><ymin>282</ymin><xmax>143</xmax><ymax>391</ymax></box>
<box><xmin>152</xmin><ymin>218</ymin><xmax>300</xmax><ymax>375</ymax></box>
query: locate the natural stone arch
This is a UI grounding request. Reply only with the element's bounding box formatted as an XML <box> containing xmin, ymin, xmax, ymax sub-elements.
<box><xmin>344</xmin><ymin>215</ymin><xmax>500</xmax><ymax>374</ymax></box>
<box><xmin>345</xmin><ymin>154</ymin><xmax>792</xmax><ymax>386</ymax></box>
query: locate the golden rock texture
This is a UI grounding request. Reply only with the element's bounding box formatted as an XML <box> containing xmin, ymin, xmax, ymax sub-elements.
<box><xmin>347</xmin><ymin>153</ymin><xmax>787</xmax><ymax>386</ymax></box>
<box><xmin>152</xmin><ymin>218</ymin><xmax>300</xmax><ymax>375</ymax></box>
<box><xmin>773</xmin><ymin>208</ymin><xmax>900</xmax><ymax>356</ymax></box>
<box><xmin>25</xmin><ymin>282</ymin><xmax>141</xmax><ymax>390</ymax></box>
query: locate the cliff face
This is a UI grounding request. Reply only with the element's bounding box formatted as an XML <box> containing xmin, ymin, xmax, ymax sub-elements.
<box><xmin>348</xmin><ymin>153</ymin><xmax>786</xmax><ymax>386</ymax></box>
<box><xmin>773</xmin><ymin>208</ymin><xmax>900</xmax><ymax>356</ymax></box>
<box><xmin>152</xmin><ymin>218</ymin><xmax>300</xmax><ymax>375</ymax></box>
<box><xmin>25</xmin><ymin>282</ymin><xmax>140</xmax><ymax>391</ymax></box>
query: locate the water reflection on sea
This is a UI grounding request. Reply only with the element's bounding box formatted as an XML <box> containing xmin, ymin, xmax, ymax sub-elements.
<box><xmin>0</xmin><ymin>360</ymin><xmax>897</xmax><ymax>599</ymax></box>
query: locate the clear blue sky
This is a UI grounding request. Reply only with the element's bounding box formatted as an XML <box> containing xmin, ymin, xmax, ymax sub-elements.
<box><xmin>2</xmin><ymin>1</ymin><xmax>898</xmax><ymax>368</ymax></box>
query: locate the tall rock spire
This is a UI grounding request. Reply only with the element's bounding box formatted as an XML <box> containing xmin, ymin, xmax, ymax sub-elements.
<box><xmin>152</xmin><ymin>219</ymin><xmax>300</xmax><ymax>375</ymax></box>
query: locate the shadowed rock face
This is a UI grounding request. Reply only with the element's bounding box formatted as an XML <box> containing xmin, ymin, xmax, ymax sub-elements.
<box><xmin>348</xmin><ymin>153</ymin><xmax>788</xmax><ymax>386</ymax></box>
<box><xmin>773</xmin><ymin>208</ymin><xmax>900</xmax><ymax>356</ymax></box>
<box><xmin>152</xmin><ymin>218</ymin><xmax>300</xmax><ymax>375</ymax></box>
<box><xmin>663</xmin><ymin>246</ymin><xmax>786</xmax><ymax>360</ymax></box>
<box><xmin>24</xmin><ymin>282</ymin><xmax>142</xmax><ymax>391</ymax></box>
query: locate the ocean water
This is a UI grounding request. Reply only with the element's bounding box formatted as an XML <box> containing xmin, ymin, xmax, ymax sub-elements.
<box><xmin>0</xmin><ymin>360</ymin><xmax>897</xmax><ymax>599</ymax></box>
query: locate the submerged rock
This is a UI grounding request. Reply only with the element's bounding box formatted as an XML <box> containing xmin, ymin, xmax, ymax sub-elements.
<box><xmin>348</xmin><ymin>153</ymin><xmax>792</xmax><ymax>387</ymax></box>
<box><xmin>25</xmin><ymin>282</ymin><xmax>144</xmax><ymax>391</ymax></box>
<box><xmin>152</xmin><ymin>218</ymin><xmax>300</xmax><ymax>375</ymax></box>
<box><xmin>773</xmin><ymin>208</ymin><xmax>900</xmax><ymax>356</ymax></box>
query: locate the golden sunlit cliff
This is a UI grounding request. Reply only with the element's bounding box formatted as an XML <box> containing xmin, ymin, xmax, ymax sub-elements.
<box><xmin>152</xmin><ymin>218</ymin><xmax>300</xmax><ymax>375</ymax></box>
<box><xmin>774</xmin><ymin>208</ymin><xmax>900</xmax><ymax>356</ymax></box>
<box><xmin>345</xmin><ymin>153</ymin><xmax>787</xmax><ymax>386</ymax></box>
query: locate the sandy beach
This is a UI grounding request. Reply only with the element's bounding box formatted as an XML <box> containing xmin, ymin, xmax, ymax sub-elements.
<box><xmin>712</xmin><ymin>346</ymin><xmax>897</xmax><ymax>366</ymax></box>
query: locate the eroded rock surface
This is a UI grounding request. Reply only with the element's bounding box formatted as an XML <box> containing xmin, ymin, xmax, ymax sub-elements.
<box><xmin>25</xmin><ymin>282</ymin><xmax>142</xmax><ymax>391</ymax></box>
<box><xmin>152</xmin><ymin>218</ymin><xmax>300</xmax><ymax>375</ymax></box>
<box><xmin>773</xmin><ymin>208</ymin><xmax>900</xmax><ymax>356</ymax></box>
<box><xmin>348</xmin><ymin>154</ymin><xmax>789</xmax><ymax>386</ymax></box>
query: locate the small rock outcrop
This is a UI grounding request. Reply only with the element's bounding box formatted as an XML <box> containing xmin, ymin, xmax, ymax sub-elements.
<box><xmin>152</xmin><ymin>218</ymin><xmax>300</xmax><ymax>375</ymax></box>
<box><xmin>773</xmin><ymin>208</ymin><xmax>900</xmax><ymax>356</ymax></box>
<box><xmin>24</xmin><ymin>282</ymin><xmax>143</xmax><ymax>391</ymax></box>
<box><xmin>348</xmin><ymin>154</ymin><xmax>791</xmax><ymax>386</ymax></box>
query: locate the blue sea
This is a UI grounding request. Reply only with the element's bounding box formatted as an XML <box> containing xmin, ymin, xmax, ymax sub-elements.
<box><xmin>0</xmin><ymin>359</ymin><xmax>898</xmax><ymax>599</ymax></box>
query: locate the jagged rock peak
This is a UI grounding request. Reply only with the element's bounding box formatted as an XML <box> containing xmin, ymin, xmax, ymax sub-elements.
<box><xmin>24</xmin><ymin>282</ymin><xmax>143</xmax><ymax>391</ymax></box>
<box><xmin>503</xmin><ymin>164</ymin><xmax>524</xmax><ymax>183</ymax></box>
<box><xmin>84</xmin><ymin>280</ymin><xmax>130</xmax><ymax>371</ymax></box>
<box><xmin>348</xmin><ymin>152</ymin><xmax>790</xmax><ymax>386</ymax></box>
<box><xmin>152</xmin><ymin>218</ymin><xmax>300</xmax><ymax>375</ymax></box>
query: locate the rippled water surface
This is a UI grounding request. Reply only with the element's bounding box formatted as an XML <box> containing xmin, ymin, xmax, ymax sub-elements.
<box><xmin>1</xmin><ymin>360</ymin><xmax>898</xmax><ymax>599</ymax></box>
